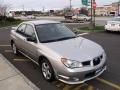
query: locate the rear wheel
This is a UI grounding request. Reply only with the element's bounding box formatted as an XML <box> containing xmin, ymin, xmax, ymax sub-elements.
<box><xmin>41</xmin><ymin>58</ymin><xmax>55</xmax><ymax>82</ymax></box>
<box><xmin>84</xmin><ymin>18</ymin><xmax>87</xmax><ymax>22</ymax></box>
<box><xmin>11</xmin><ymin>42</ymin><xmax>19</xmax><ymax>55</ymax></box>
<box><xmin>105</xmin><ymin>29</ymin><xmax>111</xmax><ymax>33</ymax></box>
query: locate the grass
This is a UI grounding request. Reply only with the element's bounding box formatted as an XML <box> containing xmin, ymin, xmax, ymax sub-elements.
<box><xmin>0</xmin><ymin>20</ymin><xmax>23</xmax><ymax>28</ymax></box>
<box><xmin>78</xmin><ymin>26</ymin><xmax>105</xmax><ymax>33</ymax></box>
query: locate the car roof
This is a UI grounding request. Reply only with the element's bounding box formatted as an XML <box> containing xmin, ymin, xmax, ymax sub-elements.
<box><xmin>24</xmin><ymin>20</ymin><xmax>60</xmax><ymax>25</ymax></box>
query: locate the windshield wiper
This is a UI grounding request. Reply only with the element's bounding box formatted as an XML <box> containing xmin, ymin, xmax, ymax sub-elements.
<box><xmin>56</xmin><ymin>36</ymin><xmax>76</xmax><ymax>41</ymax></box>
<box><xmin>41</xmin><ymin>36</ymin><xmax>76</xmax><ymax>43</ymax></box>
<box><xmin>41</xmin><ymin>39</ymin><xmax>59</xmax><ymax>43</ymax></box>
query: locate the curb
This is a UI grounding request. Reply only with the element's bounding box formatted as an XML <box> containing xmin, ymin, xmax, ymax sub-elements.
<box><xmin>64</xmin><ymin>22</ymin><xmax>89</xmax><ymax>25</ymax></box>
<box><xmin>0</xmin><ymin>26</ymin><xmax>11</xmax><ymax>30</ymax></box>
<box><xmin>0</xmin><ymin>54</ymin><xmax>40</xmax><ymax>90</ymax></box>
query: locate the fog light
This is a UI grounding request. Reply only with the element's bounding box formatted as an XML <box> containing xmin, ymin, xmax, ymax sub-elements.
<box><xmin>58</xmin><ymin>75</ymin><xmax>70</xmax><ymax>79</ymax></box>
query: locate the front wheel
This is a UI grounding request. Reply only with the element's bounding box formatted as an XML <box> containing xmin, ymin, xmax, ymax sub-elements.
<box><xmin>73</xmin><ymin>18</ymin><xmax>78</xmax><ymax>23</ymax></box>
<box><xmin>41</xmin><ymin>58</ymin><xmax>55</xmax><ymax>82</ymax></box>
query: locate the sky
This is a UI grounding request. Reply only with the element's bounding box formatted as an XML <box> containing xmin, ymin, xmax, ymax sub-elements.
<box><xmin>2</xmin><ymin>0</ymin><xmax>118</xmax><ymax>11</ymax></box>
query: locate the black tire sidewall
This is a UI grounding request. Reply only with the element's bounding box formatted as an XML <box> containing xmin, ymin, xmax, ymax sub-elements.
<box><xmin>41</xmin><ymin>58</ymin><xmax>55</xmax><ymax>82</ymax></box>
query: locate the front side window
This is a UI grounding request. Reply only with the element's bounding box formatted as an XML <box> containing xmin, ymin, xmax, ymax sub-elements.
<box><xmin>36</xmin><ymin>23</ymin><xmax>76</xmax><ymax>43</ymax></box>
<box><xmin>25</xmin><ymin>25</ymin><xmax>36</xmax><ymax>38</ymax></box>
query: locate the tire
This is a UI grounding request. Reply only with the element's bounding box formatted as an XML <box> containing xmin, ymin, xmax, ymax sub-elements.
<box><xmin>73</xmin><ymin>18</ymin><xmax>78</xmax><ymax>23</ymax></box>
<box><xmin>84</xmin><ymin>18</ymin><xmax>87</xmax><ymax>22</ymax></box>
<box><xmin>41</xmin><ymin>58</ymin><xmax>55</xmax><ymax>82</ymax></box>
<box><xmin>105</xmin><ymin>29</ymin><xmax>110</xmax><ymax>33</ymax></box>
<box><xmin>11</xmin><ymin>42</ymin><xmax>19</xmax><ymax>55</ymax></box>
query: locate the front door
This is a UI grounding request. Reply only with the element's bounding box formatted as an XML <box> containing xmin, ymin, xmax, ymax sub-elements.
<box><xmin>24</xmin><ymin>24</ymin><xmax>38</xmax><ymax>61</ymax></box>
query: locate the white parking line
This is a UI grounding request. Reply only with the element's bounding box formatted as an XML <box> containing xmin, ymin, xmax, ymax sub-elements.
<box><xmin>4</xmin><ymin>50</ymin><xmax>13</xmax><ymax>53</ymax></box>
<box><xmin>0</xmin><ymin>45</ymin><xmax>11</xmax><ymax>47</ymax></box>
<box><xmin>13</xmin><ymin>59</ymin><xmax>30</xmax><ymax>61</ymax></box>
<box><xmin>96</xmin><ymin>77</ymin><xmax>120</xmax><ymax>90</ymax></box>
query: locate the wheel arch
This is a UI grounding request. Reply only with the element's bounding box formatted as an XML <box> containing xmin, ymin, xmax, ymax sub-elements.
<box><xmin>38</xmin><ymin>55</ymin><xmax>49</xmax><ymax>66</ymax></box>
<box><xmin>38</xmin><ymin>55</ymin><xmax>56</xmax><ymax>74</ymax></box>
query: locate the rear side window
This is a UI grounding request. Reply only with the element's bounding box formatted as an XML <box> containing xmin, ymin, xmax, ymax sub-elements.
<box><xmin>17</xmin><ymin>24</ymin><xmax>26</xmax><ymax>35</ymax></box>
<box><xmin>25</xmin><ymin>25</ymin><xmax>36</xmax><ymax>38</ymax></box>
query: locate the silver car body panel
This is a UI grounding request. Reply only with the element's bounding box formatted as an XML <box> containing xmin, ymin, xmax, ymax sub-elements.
<box><xmin>44</xmin><ymin>37</ymin><xmax>104</xmax><ymax>62</ymax></box>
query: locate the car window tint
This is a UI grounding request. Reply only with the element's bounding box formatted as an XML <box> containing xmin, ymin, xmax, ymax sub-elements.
<box><xmin>17</xmin><ymin>24</ymin><xmax>26</xmax><ymax>34</ymax></box>
<box><xmin>25</xmin><ymin>25</ymin><xmax>35</xmax><ymax>37</ymax></box>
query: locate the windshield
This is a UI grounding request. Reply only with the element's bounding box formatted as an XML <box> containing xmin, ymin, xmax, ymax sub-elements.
<box><xmin>36</xmin><ymin>23</ymin><xmax>76</xmax><ymax>43</ymax></box>
<box><xmin>112</xmin><ymin>17</ymin><xmax>120</xmax><ymax>21</ymax></box>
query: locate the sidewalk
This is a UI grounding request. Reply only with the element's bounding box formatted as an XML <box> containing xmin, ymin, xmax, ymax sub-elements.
<box><xmin>0</xmin><ymin>54</ymin><xmax>39</xmax><ymax>90</ymax></box>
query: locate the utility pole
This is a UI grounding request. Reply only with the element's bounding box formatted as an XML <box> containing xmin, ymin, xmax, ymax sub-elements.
<box><xmin>90</xmin><ymin>0</ymin><xmax>93</xmax><ymax>28</ymax></box>
<box><xmin>90</xmin><ymin>0</ymin><xmax>96</xmax><ymax>28</ymax></box>
<box><xmin>22</xmin><ymin>5</ymin><xmax>25</xmax><ymax>12</ymax></box>
<box><xmin>22</xmin><ymin>5</ymin><xmax>25</xmax><ymax>16</ymax></box>
<box><xmin>118</xmin><ymin>0</ymin><xmax>120</xmax><ymax>16</ymax></box>
<box><xmin>43</xmin><ymin>6</ymin><xmax>45</xmax><ymax>13</ymax></box>
<box><xmin>70</xmin><ymin>0</ymin><xmax>72</xmax><ymax>11</ymax></box>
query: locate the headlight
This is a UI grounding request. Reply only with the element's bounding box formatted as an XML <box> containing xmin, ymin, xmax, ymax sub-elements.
<box><xmin>61</xmin><ymin>58</ymin><xmax>83</xmax><ymax>69</ymax></box>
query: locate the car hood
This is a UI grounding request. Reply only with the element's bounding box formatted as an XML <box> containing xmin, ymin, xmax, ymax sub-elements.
<box><xmin>44</xmin><ymin>37</ymin><xmax>104</xmax><ymax>62</ymax></box>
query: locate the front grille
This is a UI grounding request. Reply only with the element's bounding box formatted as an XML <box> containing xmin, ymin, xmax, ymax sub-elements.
<box><xmin>93</xmin><ymin>55</ymin><xmax>103</xmax><ymax>66</ymax></box>
<box><xmin>81</xmin><ymin>55</ymin><xmax>103</xmax><ymax>67</ymax></box>
<box><xmin>82</xmin><ymin>61</ymin><xmax>90</xmax><ymax>66</ymax></box>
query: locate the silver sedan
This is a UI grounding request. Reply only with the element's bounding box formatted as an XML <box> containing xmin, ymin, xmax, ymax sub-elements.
<box><xmin>10</xmin><ymin>20</ymin><xmax>107</xmax><ymax>84</ymax></box>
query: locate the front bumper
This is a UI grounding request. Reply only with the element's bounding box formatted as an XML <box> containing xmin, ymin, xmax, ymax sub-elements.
<box><xmin>57</xmin><ymin>64</ymin><xmax>106</xmax><ymax>84</ymax></box>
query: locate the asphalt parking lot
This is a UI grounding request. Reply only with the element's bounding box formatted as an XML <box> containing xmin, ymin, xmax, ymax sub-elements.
<box><xmin>0</xmin><ymin>27</ymin><xmax>120</xmax><ymax>90</ymax></box>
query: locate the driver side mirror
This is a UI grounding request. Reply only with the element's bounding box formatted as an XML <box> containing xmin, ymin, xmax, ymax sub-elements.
<box><xmin>27</xmin><ymin>37</ymin><xmax>37</xmax><ymax>43</ymax></box>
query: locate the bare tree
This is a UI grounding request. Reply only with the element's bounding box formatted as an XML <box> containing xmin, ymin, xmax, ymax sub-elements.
<box><xmin>80</xmin><ymin>7</ymin><xmax>88</xmax><ymax>16</ymax></box>
<box><xmin>0</xmin><ymin>2</ymin><xmax>10</xmax><ymax>16</ymax></box>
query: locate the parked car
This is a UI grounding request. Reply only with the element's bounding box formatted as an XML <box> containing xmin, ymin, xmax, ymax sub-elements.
<box><xmin>105</xmin><ymin>17</ymin><xmax>120</xmax><ymax>32</ymax></box>
<box><xmin>72</xmin><ymin>14</ymin><xmax>91</xmax><ymax>22</ymax></box>
<box><xmin>27</xmin><ymin>15</ymin><xmax>36</xmax><ymax>19</ymax></box>
<box><xmin>64</xmin><ymin>12</ymin><xmax>73</xmax><ymax>20</ymax></box>
<box><xmin>10</xmin><ymin>20</ymin><xmax>106</xmax><ymax>84</ymax></box>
